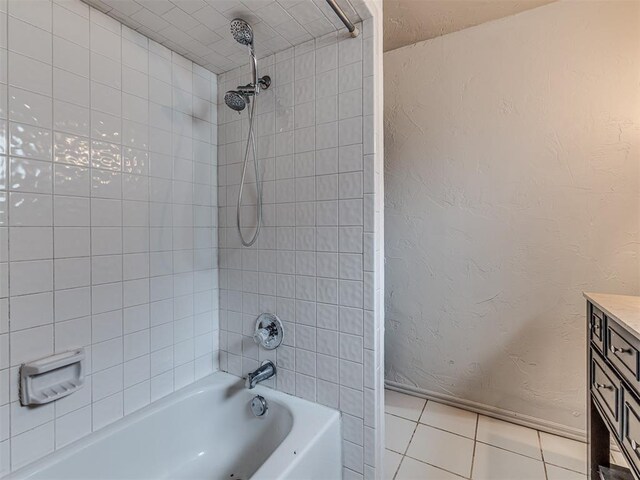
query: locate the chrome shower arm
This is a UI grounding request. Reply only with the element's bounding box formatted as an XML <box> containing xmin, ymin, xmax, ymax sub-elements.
<box><xmin>237</xmin><ymin>84</ymin><xmax>256</xmax><ymax>95</ymax></box>
<box><xmin>236</xmin><ymin>76</ymin><xmax>271</xmax><ymax>97</ymax></box>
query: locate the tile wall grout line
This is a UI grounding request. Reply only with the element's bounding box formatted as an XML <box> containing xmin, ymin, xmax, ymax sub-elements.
<box><xmin>119</xmin><ymin>6</ymin><xmax>124</xmax><ymax>421</ymax></box>
<box><xmin>5</xmin><ymin>0</ymin><xmax>11</xmax><ymax>470</ymax></box>
<box><xmin>50</xmin><ymin>0</ymin><xmax>56</xmax><ymax>453</ymax></box>
<box><xmin>86</xmin><ymin>2</ymin><xmax>94</xmax><ymax>440</ymax></box>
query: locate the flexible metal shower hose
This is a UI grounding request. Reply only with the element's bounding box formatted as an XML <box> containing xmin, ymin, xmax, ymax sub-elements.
<box><xmin>236</xmin><ymin>93</ymin><xmax>262</xmax><ymax>247</ymax></box>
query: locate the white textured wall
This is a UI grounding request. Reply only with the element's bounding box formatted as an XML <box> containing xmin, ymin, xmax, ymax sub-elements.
<box><xmin>384</xmin><ymin>0</ymin><xmax>640</xmax><ymax>432</ymax></box>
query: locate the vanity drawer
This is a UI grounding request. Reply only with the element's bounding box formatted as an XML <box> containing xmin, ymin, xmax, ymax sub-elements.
<box><xmin>591</xmin><ymin>352</ymin><xmax>622</xmax><ymax>433</ymax></box>
<box><xmin>622</xmin><ymin>389</ymin><xmax>640</xmax><ymax>476</ymax></box>
<box><xmin>607</xmin><ymin>322</ymin><xmax>640</xmax><ymax>389</ymax></box>
<box><xmin>590</xmin><ymin>305</ymin><xmax>605</xmax><ymax>353</ymax></box>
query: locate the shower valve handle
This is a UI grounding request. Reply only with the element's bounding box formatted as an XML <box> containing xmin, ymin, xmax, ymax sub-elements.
<box><xmin>253</xmin><ymin>328</ymin><xmax>271</xmax><ymax>346</ymax></box>
<box><xmin>253</xmin><ymin>313</ymin><xmax>284</xmax><ymax>350</ymax></box>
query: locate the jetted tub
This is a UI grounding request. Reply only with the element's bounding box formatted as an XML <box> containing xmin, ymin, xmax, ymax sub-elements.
<box><xmin>8</xmin><ymin>372</ymin><xmax>342</xmax><ymax>480</ymax></box>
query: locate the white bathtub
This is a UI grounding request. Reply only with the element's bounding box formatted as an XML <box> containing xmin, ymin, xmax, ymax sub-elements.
<box><xmin>7</xmin><ymin>372</ymin><xmax>342</xmax><ymax>480</ymax></box>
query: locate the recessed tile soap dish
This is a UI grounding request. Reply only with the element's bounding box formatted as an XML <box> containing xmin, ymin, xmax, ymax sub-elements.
<box><xmin>19</xmin><ymin>348</ymin><xmax>86</xmax><ymax>406</ymax></box>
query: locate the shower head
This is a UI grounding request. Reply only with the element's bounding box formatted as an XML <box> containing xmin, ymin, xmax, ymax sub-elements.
<box><xmin>225</xmin><ymin>90</ymin><xmax>248</xmax><ymax>112</ymax></box>
<box><xmin>230</xmin><ymin>18</ymin><xmax>253</xmax><ymax>47</ymax></box>
<box><xmin>226</xmin><ymin>17</ymin><xmax>270</xmax><ymax>112</ymax></box>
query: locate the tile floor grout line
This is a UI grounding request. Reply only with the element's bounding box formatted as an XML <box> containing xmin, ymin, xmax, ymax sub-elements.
<box><xmin>386</xmin><ymin>410</ymin><xmax>477</xmax><ymax>441</ymax></box>
<box><xmin>545</xmin><ymin>462</ymin><xmax>589</xmax><ymax>477</ymax></box>
<box><xmin>474</xmin><ymin>439</ymin><xmax>547</xmax><ymax>463</ymax></box>
<box><xmin>392</xmin><ymin>397</ymin><xmax>429</xmax><ymax>479</ymax></box>
<box><xmin>469</xmin><ymin>412</ymin><xmax>480</xmax><ymax>479</ymax></box>
<box><xmin>384</xmin><ymin>411</ymin><xmax>422</xmax><ymax>423</ymax></box>
<box><xmin>399</xmin><ymin>452</ymin><xmax>471</xmax><ymax>480</ymax></box>
<box><xmin>385</xmin><ymin>400</ymin><xmax>479</xmax><ymax>431</ymax></box>
<box><xmin>390</xmin><ymin>453</ymin><xmax>403</xmax><ymax>480</ymax></box>
<box><xmin>401</xmin><ymin>397</ymin><xmax>428</xmax><ymax>455</ymax></box>
<box><xmin>543</xmin><ymin>460</ymin><xmax>588</xmax><ymax>476</ymax></box>
<box><xmin>384</xmin><ymin>406</ymin><xmax>425</xmax><ymax>422</ymax></box>
<box><xmin>538</xmin><ymin>430</ymin><xmax>550</xmax><ymax>480</ymax></box>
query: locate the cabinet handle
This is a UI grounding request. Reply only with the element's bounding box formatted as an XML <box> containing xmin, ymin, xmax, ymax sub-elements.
<box><xmin>611</xmin><ymin>345</ymin><xmax>632</xmax><ymax>355</ymax></box>
<box><xmin>632</xmin><ymin>439</ymin><xmax>639</xmax><ymax>452</ymax></box>
<box><xmin>595</xmin><ymin>383</ymin><xmax>613</xmax><ymax>390</ymax></box>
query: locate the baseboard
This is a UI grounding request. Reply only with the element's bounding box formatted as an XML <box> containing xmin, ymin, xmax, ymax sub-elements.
<box><xmin>385</xmin><ymin>380</ymin><xmax>587</xmax><ymax>442</ymax></box>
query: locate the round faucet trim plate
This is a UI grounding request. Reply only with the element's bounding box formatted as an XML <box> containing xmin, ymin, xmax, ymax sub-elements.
<box><xmin>253</xmin><ymin>313</ymin><xmax>284</xmax><ymax>350</ymax></box>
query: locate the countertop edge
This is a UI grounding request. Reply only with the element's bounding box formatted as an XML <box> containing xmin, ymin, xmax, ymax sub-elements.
<box><xmin>584</xmin><ymin>292</ymin><xmax>640</xmax><ymax>339</ymax></box>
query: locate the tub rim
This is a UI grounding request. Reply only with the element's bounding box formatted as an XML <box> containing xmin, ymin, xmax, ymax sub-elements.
<box><xmin>5</xmin><ymin>371</ymin><xmax>340</xmax><ymax>480</ymax></box>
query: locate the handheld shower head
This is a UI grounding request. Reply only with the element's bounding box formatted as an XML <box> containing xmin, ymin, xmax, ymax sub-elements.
<box><xmin>230</xmin><ymin>18</ymin><xmax>259</xmax><ymax>91</ymax></box>
<box><xmin>230</xmin><ymin>18</ymin><xmax>253</xmax><ymax>47</ymax></box>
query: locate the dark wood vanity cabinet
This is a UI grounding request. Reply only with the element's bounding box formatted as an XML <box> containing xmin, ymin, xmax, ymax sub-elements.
<box><xmin>587</xmin><ymin>293</ymin><xmax>640</xmax><ymax>480</ymax></box>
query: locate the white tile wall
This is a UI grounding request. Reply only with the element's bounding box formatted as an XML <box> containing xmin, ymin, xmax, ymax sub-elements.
<box><xmin>0</xmin><ymin>0</ymin><xmax>383</xmax><ymax>477</ymax></box>
<box><xmin>0</xmin><ymin>0</ymin><xmax>218</xmax><ymax>474</ymax></box>
<box><xmin>217</xmin><ymin>17</ymin><xmax>380</xmax><ymax>478</ymax></box>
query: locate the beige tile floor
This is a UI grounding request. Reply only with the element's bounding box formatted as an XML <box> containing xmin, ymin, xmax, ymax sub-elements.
<box><xmin>384</xmin><ymin>389</ymin><xmax>624</xmax><ymax>480</ymax></box>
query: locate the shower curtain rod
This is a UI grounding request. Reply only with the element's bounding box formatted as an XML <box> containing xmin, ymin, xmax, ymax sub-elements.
<box><xmin>325</xmin><ymin>0</ymin><xmax>360</xmax><ymax>37</ymax></box>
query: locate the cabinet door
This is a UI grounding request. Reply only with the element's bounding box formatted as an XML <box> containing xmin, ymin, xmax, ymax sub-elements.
<box><xmin>622</xmin><ymin>389</ymin><xmax>640</xmax><ymax>477</ymax></box>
